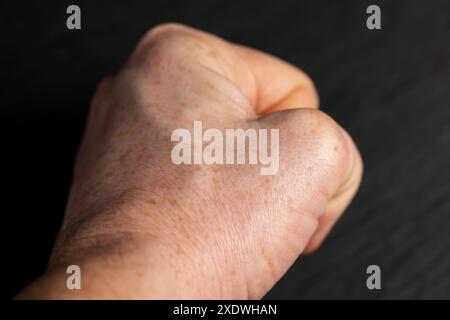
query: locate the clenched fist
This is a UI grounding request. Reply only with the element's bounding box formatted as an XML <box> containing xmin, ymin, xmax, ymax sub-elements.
<box><xmin>19</xmin><ymin>24</ymin><xmax>363</xmax><ymax>299</ymax></box>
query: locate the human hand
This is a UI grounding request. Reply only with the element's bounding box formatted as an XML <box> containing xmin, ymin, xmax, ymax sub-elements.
<box><xmin>19</xmin><ymin>24</ymin><xmax>362</xmax><ymax>299</ymax></box>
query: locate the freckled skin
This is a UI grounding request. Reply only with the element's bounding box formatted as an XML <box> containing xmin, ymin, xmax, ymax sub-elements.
<box><xmin>18</xmin><ymin>24</ymin><xmax>363</xmax><ymax>300</ymax></box>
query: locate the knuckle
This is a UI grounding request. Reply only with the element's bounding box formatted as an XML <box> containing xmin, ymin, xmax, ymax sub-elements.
<box><xmin>303</xmin><ymin>109</ymin><xmax>364</xmax><ymax>197</ymax></box>
<box><xmin>285</xmin><ymin>109</ymin><xmax>350</xmax><ymax>171</ymax></box>
<box><xmin>144</xmin><ymin>23</ymin><xmax>192</xmax><ymax>42</ymax></box>
<box><xmin>141</xmin><ymin>22</ymin><xmax>207</xmax><ymax>54</ymax></box>
<box><xmin>309</xmin><ymin>110</ymin><xmax>349</xmax><ymax>165</ymax></box>
<box><xmin>130</xmin><ymin>23</ymin><xmax>207</xmax><ymax>70</ymax></box>
<box><xmin>303</xmin><ymin>110</ymin><xmax>345</xmax><ymax>148</ymax></box>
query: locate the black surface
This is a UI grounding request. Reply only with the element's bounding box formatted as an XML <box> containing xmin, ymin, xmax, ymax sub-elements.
<box><xmin>2</xmin><ymin>0</ymin><xmax>450</xmax><ymax>299</ymax></box>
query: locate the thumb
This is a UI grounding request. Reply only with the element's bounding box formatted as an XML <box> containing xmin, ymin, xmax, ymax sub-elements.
<box><xmin>258</xmin><ymin>108</ymin><xmax>363</xmax><ymax>257</ymax></box>
<box><xmin>239</xmin><ymin>108</ymin><xmax>362</xmax><ymax>297</ymax></box>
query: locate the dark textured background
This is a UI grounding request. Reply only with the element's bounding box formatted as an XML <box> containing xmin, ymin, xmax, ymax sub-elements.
<box><xmin>2</xmin><ymin>0</ymin><xmax>449</xmax><ymax>299</ymax></box>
